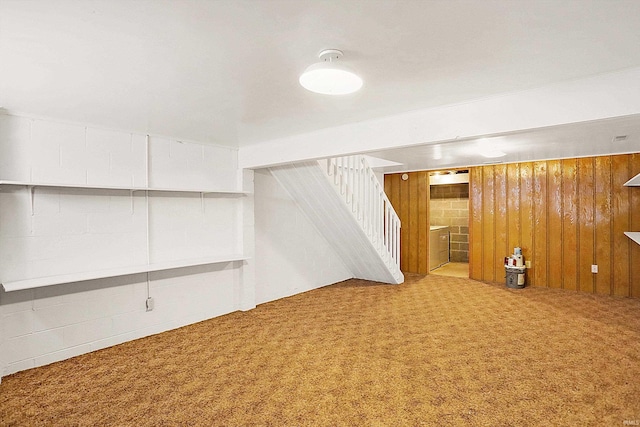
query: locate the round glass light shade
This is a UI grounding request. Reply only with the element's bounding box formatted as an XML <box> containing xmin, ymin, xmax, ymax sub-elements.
<box><xmin>299</xmin><ymin>62</ymin><xmax>363</xmax><ymax>95</ymax></box>
<box><xmin>477</xmin><ymin>138</ymin><xmax>506</xmax><ymax>158</ymax></box>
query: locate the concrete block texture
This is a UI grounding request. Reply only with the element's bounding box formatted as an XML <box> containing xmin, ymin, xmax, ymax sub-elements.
<box><xmin>0</xmin><ymin>113</ymin><xmax>246</xmax><ymax>380</ymax></box>
<box><xmin>430</xmin><ymin>183</ymin><xmax>469</xmax><ymax>262</ymax></box>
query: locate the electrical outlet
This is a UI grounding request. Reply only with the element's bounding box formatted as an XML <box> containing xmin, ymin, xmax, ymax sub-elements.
<box><xmin>146</xmin><ymin>297</ymin><xmax>154</xmax><ymax>312</ymax></box>
<box><xmin>525</xmin><ymin>260</ymin><xmax>532</xmax><ymax>268</ymax></box>
<box><xmin>591</xmin><ymin>264</ymin><xmax>598</xmax><ymax>274</ymax></box>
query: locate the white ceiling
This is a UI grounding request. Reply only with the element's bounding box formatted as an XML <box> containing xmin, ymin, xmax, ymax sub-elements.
<box><xmin>2</xmin><ymin>0</ymin><xmax>640</xmax><ymax>160</ymax></box>
<box><xmin>366</xmin><ymin>114</ymin><xmax>640</xmax><ymax>173</ymax></box>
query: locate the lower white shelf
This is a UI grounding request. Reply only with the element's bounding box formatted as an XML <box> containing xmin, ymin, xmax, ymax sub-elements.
<box><xmin>623</xmin><ymin>173</ymin><xmax>640</xmax><ymax>187</ymax></box>
<box><xmin>0</xmin><ymin>180</ymin><xmax>250</xmax><ymax>195</ymax></box>
<box><xmin>624</xmin><ymin>232</ymin><xmax>640</xmax><ymax>245</ymax></box>
<box><xmin>1</xmin><ymin>254</ymin><xmax>249</xmax><ymax>292</ymax></box>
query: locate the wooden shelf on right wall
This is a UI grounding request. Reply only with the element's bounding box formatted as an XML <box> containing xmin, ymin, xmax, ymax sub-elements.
<box><xmin>623</xmin><ymin>173</ymin><xmax>640</xmax><ymax>186</ymax></box>
<box><xmin>624</xmin><ymin>232</ymin><xmax>640</xmax><ymax>246</ymax></box>
<box><xmin>624</xmin><ymin>173</ymin><xmax>640</xmax><ymax>245</ymax></box>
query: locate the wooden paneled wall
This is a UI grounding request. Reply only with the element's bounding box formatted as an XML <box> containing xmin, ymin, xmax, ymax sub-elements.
<box><xmin>385</xmin><ymin>172</ymin><xmax>429</xmax><ymax>274</ymax></box>
<box><xmin>469</xmin><ymin>153</ymin><xmax>640</xmax><ymax>297</ymax></box>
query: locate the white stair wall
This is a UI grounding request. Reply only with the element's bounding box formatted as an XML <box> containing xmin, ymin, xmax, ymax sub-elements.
<box><xmin>269</xmin><ymin>157</ymin><xmax>403</xmax><ymax>284</ymax></box>
<box><xmin>254</xmin><ymin>169</ymin><xmax>353</xmax><ymax>304</ymax></box>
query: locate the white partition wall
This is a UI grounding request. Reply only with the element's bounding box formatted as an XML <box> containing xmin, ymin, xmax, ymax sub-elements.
<box><xmin>254</xmin><ymin>169</ymin><xmax>351</xmax><ymax>304</ymax></box>
<box><xmin>0</xmin><ymin>112</ymin><xmax>253</xmax><ymax>380</ymax></box>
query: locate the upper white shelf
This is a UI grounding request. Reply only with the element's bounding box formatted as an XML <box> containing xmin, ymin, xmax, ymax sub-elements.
<box><xmin>623</xmin><ymin>173</ymin><xmax>640</xmax><ymax>187</ymax></box>
<box><xmin>624</xmin><ymin>232</ymin><xmax>640</xmax><ymax>245</ymax></box>
<box><xmin>1</xmin><ymin>254</ymin><xmax>249</xmax><ymax>292</ymax></box>
<box><xmin>0</xmin><ymin>180</ymin><xmax>249</xmax><ymax>194</ymax></box>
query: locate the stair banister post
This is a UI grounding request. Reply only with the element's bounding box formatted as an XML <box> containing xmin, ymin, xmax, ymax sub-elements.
<box><xmin>396</xmin><ymin>217</ymin><xmax>401</xmax><ymax>268</ymax></box>
<box><xmin>367</xmin><ymin>171</ymin><xmax>371</xmax><ymax>238</ymax></box>
<box><xmin>392</xmin><ymin>216</ymin><xmax>396</xmax><ymax>264</ymax></box>
<box><xmin>340</xmin><ymin>156</ymin><xmax>344</xmax><ymax>192</ymax></box>
<box><xmin>386</xmin><ymin>205</ymin><xmax>390</xmax><ymax>258</ymax></box>
<box><xmin>350</xmin><ymin>155</ymin><xmax>355</xmax><ymax>207</ymax></box>
<box><xmin>384</xmin><ymin>201</ymin><xmax>388</xmax><ymax>253</ymax></box>
<box><xmin>390</xmin><ymin>215</ymin><xmax>395</xmax><ymax>262</ymax></box>
<box><xmin>352</xmin><ymin>156</ymin><xmax>357</xmax><ymax>213</ymax></box>
<box><xmin>376</xmin><ymin>186</ymin><xmax>381</xmax><ymax>247</ymax></box>
<box><xmin>359</xmin><ymin>156</ymin><xmax>364</xmax><ymax>221</ymax></box>
<box><xmin>378</xmin><ymin>189</ymin><xmax>383</xmax><ymax>250</ymax></box>
<box><xmin>390</xmin><ymin>214</ymin><xmax>395</xmax><ymax>262</ymax></box>
<box><xmin>352</xmin><ymin>156</ymin><xmax>358</xmax><ymax>213</ymax></box>
<box><xmin>337</xmin><ymin>157</ymin><xmax>342</xmax><ymax>192</ymax></box>
<box><xmin>369</xmin><ymin>171</ymin><xmax>374</xmax><ymax>238</ymax></box>
<box><xmin>345</xmin><ymin>157</ymin><xmax>353</xmax><ymax>204</ymax></box>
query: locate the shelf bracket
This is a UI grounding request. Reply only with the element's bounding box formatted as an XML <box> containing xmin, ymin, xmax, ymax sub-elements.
<box><xmin>201</xmin><ymin>192</ymin><xmax>205</xmax><ymax>213</ymax></box>
<box><xmin>130</xmin><ymin>190</ymin><xmax>135</xmax><ymax>214</ymax></box>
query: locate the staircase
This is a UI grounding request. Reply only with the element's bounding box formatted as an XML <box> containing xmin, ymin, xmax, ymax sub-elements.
<box><xmin>269</xmin><ymin>155</ymin><xmax>403</xmax><ymax>284</ymax></box>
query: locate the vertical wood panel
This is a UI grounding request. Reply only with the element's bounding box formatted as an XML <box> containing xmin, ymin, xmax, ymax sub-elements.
<box><xmin>407</xmin><ymin>173</ymin><xmax>419</xmax><ymax>272</ymax></box>
<box><xmin>577</xmin><ymin>157</ymin><xmax>595</xmax><ymax>294</ymax></box>
<box><xmin>520</xmin><ymin>162</ymin><xmax>534</xmax><ymax>286</ymax></box>
<box><xmin>399</xmin><ymin>174</ymin><xmax>410</xmax><ymax>272</ymax></box>
<box><xmin>384</xmin><ymin>172</ymin><xmax>430</xmax><ymax>274</ymax></box>
<box><xmin>561</xmin><ymin>158</ymin><xmax>579</xmax><ymax>291</ymax></box>
<box><xmin>594</xmin><ymin>156</ymin><xmax>612</xmax><ymax>295</ymax></box>
<box><xmin>469</xmin><ymin>167</ymin><xmax>484</xmax><ymax>280</ymax></box>
<box><xmin>533</xmin><ymin>161</ymin><xmax>548</xmax><ymax>287</ymax></box>
<box><xmin>482</xmin><ymin>166</ymin><xmax>496</xmax><ymax>282</ymax></box>
<box><xmin>384</xmin><ymin>174</ymin><xmax>397</xmax><ymax>206</ymax></box>
<box><xmin>417</xmin><ymin>173</ymin><xmax>429</xmax><ymax>274</ymax></box>
<box><xmin>611</xmin><ymin>155</ymin><xmax>630</xmax><ymax>297</ymax></box>
<box><xmin>547</xmin><ymin>160</ymin><xmax>563</xmax><ymax>289</ymax></box>
<box><xmin>630</xmin><ymin>154</ymin><xmax>640</xmax><ymax>298</ymax></box>
<box><xmin>494</xmin><ymin>164</ymin><xmax>508</xmax><ymax>281</ymax></box>
<box><xmin>506</xmin><ymin>163</ymin><xmax>521</xmax><ymax>256</ymax></box>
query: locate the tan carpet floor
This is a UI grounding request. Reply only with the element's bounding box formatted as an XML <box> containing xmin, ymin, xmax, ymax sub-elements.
<box><xmin>1</xmin><ymin>274</ymin><xmax>640</xmax><ymax>426</ymax></box>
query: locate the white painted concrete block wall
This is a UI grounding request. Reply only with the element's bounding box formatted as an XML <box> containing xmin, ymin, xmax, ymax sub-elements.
<box><xmin>0</xmin><ymin>188</ymin><xmax>148</xmax><ymax>281</ymax></box>
<box><xmin>238</xmin><ymin>169</ymin><xmax>256</xmax><ymax>311</ymax></box>
<box><xmin>148</xmin><ymin>194</ymin><xmax>240</xmax><ymax>263</ymax></box>
<box><xmin>254</xmin><ymin>169</ymin><xmax>351</xmax><ymax>305</ymax></box>
<box><xmin>148</xmin><ymin>137</ymin><xmax>237</xmax><ymax>190</ymax></box>
<box><xmin>0</xmin><ymin>113</ymin><xmax>247</xmax><ymax>379</ymax></box>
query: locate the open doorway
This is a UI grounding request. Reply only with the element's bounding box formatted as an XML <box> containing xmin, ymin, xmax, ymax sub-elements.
<box><xmin>383</xmin><ymin>169</ymin><xmax>469</xmax><ymax>276</ymax></box>
<box><xmin>429</xmin><ymin>170</ymin><xmax>469</xmax><ymax>278</ymax></box>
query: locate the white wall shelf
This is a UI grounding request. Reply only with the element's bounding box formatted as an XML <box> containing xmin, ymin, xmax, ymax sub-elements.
<box><xmin>0</xmin><ymin>124</ymin><xmax>247</xmax><ymax>293</ymax></box>
<box><xmin>1</xmin><ymin>254</ymin><xmax>249</xmax><ymax>292</ymax></box>
<box><xmin>623</xmin><ymin>173</ymin><xmax>640</xmax><ymax>187</ymax></box>
<box><xmin>624</xmin><ymin>232</ymin><xmax>640</xmax><ymax>246</ymax></box>
<box><xmin>0</xmin><ymin>180</ymin><xmax>249</xmax><ymax>195</ymax></box>
<box><xmin>624</xmin><ymin>174</ymin><xmax>640</xmax><ymax>243</ymax></box>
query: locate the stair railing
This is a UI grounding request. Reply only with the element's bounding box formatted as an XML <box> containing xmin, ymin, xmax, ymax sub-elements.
<box><xmin>326</xmin><ymin>155</ymin><xmax>401</xmax><ymax>271</ymax></box>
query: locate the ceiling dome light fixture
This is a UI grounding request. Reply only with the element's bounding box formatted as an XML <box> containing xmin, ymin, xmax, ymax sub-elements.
<box><xmin>476</xmin><ymin>138</ymin><xmax>507</xmax><ymax>158</ymax></box>
<box><xmin>299</xmin><ymin>49</ymin><xmax>363</xmax><ymax>95</ymax></box>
